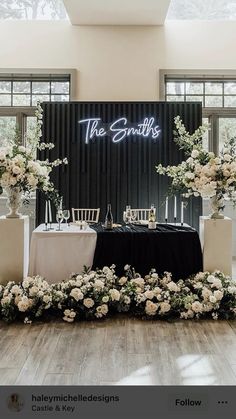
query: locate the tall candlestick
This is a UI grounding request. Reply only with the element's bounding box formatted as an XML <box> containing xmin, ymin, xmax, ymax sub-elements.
<box><xmin>174</xmin><ymin>196</ymin><xmax>177</xmax><ymax>220</ymax></box>
<box><xmin>181</xmin><ymin>202</ymin><xmax>184</xmax><ymax>225</ymax></box>
<box><xmin>48</xmin><ymin>200</ymin><xmax>52</xmax><ymax>223</ymax></box>
<box><xmin>45</xmin><ymin>201</ymin><xmax>48</xmax><ymax>227</ymax></box>
<box><xmin>165</xmin><ymin>197</ymin><xmax>168</xmax><ymax>222</ymax></box>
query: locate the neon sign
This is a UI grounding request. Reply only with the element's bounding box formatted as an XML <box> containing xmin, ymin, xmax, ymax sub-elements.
<box><xmin>78</xmin><ymin>117</ymin><xmax>161</xmax><ymax>144</ymax></box>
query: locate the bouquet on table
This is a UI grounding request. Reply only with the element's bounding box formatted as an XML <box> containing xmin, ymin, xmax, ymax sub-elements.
<box><xmin>0</xmin><ymin>102</ymin><xmax>67</xmax><ymax>217</ymax></box>
<box><xmin>156</xmin><ymin>116</ymin><xmax>236</xmax><ymax>218</ymax></box>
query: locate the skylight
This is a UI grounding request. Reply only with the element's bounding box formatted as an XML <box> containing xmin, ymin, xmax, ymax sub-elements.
<box><xmin>167</xmin><ymin>0</ymin><xmax>236</xmax><ymax>20</ymax></box>
<box><xmin>0</xmin><ymin>0</ymin><xmax>68</xmax><ymax>20</ymax></box>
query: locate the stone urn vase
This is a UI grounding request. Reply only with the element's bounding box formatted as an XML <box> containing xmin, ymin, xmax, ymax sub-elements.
<box><xmin>5</xmin><ymin>186</ymin><xmax>22</xmax><ymax>218</ymax></box>
<box><xmin>210</xmin><ymin>194</ymin><xmax>224</xmax><ymax>219</ymax></box>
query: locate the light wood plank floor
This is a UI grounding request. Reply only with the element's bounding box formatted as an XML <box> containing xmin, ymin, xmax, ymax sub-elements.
<box><xmin>1</xmin><ymin>317</ymin><xmax>236</xmax><ymax>385</ymax></box>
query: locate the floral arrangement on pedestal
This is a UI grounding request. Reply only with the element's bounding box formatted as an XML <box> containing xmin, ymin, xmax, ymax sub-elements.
<box><xmin>156</xmin><ymin>116</ymin><xmax>236</xmax><ymax>218</ymax></box>
<box><xmin>0</xmin><ymin>265</ymin><xmax>235</xmax><ymax>323</ymax></box>
<box><xmin>0</xmin><ymin>102</ymin><xmax>67</xmax><ymax>218</ymax></box>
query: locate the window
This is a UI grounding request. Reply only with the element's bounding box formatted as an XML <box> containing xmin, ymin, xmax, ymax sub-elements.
<box><xmin>0</xmin><ymin>76</ymin><xmax>70</xmax><ymax>107</ymax></box>
<box><xmin>160</xmin><ymin>70</ymin><xmax>236</xmax><ymax>154</ymax></box>
<box><xmin>0</xmin><ymin>70</ymin><xmax>75</xmax><ymax>145</ymax></box>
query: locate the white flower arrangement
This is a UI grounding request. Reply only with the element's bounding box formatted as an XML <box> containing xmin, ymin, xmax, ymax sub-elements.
<box><xmin>156</xmin><ymin>116</ymin><xmax>236</xmax><ymax>213</ymax></box>
<box><xmin>0</xmin><ymin>102</ymin><xmax>68</xmax><ymax>204</ymax></box>
<box><xmin>0</xmin><ymin>266</ymin><xmax>235</xmax><ymax>323</ymax></box>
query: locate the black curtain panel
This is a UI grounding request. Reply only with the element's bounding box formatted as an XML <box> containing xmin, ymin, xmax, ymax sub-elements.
<box><xmin>36</xmin><ymin>101</ymin><xmax>202</xmax><ymax>230</ymax></box>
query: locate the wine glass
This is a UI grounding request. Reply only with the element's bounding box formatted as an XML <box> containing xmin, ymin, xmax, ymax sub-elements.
<box><xmin>131</xmin><ymin>210</ymin><xmax>137</xmax><ymax>223</ymax></box>
<box><xmin>125</xmin><ymin>206</ymin><xmax>132</xmax><ymax>224</ymax></box>
<box><xmin>63</xmin><ymin>209</ymin><xmax>70</xmax><ymax>227</ymax></box>
<box><xmin>56</xmin><ymin>210</ymin><xmax>64</xmax><ymax>231</ymax></box>
<box><xmin>123</xmin><ymin>211</ymin><xmax>129</xmax><ymax>224</ymax></box>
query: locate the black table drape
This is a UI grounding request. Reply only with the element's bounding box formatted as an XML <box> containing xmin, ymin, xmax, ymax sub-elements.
<box><xmin>91</xmin><ymin>223</ymin><xmax>203</xmax><ymax>280</ymax></box>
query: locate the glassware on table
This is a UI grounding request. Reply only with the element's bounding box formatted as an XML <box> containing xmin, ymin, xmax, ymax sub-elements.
<box><xmin>125</xmin><ymin>205</ymin><xmax>132</xmax><ymax>223</ymax></box>
<box><xmin>63</xmin><ymin>209</ymin><xmax>70</xmax><ymax>227</ymax></box>
<box><xmin>131</xmin><ymin>210</ymin><xmax>137</xmax><ymax>223</ymax></box>
<box><xmin>56</xmin><ymin>210</ymin><xmax>64</xmax><ymax>231</ymax></box>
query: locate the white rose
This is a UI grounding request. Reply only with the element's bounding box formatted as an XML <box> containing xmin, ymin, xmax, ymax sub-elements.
<box><xmin>145</xmin><ymin>300</ymin><xmax>158</xmax><ymax>316</ymax></box>
<box><xmin>131</xmin><ymin>277</ymin><xmax>145</xmax><ymax>287</ymax></box>
<box><xmin>209</xmin><ymin>296</ymin><xmax>217</xmax><ymax>304</ymax></box>
<box><xmin>194</xmin><ymin>282</ymin><xmax>203</xmax><ymax>289</ymax></box>
<box><xmin>29</xmin><ymin>286</ymin><xmax>39</xmax><ymax>297</ymax></box>
<box><xmin>213</xmin><ymin>290</ymin><xmax>224</xmax><ymax>301</ymax></box>
<box><xmin>96</xmin><ymin>304</ymin><xmax>108</xmax><ymax>316</ymax></box>
<box><xmin>224</xmin><ymin>154</ymin><xmax>231</xmax><ymax>162</ymax></box>
<box><xmin>43</xmin><ymin>295</ymin><xmax>52</xmax><ymax>304</ymax></box>
<box><xmin>10</xmin><ymin>285</ymin><xmax>22</xmax><ymax>295</ymax></box>
<box><xmin>228</xmin><ymin>286</ymin><xmax>236</xmax><ymax>294</ymax></box>
<box><xmin>167</xmin><ymin>281</ymin><xmax>179</xmax><ymax>292</ymax></box>
<box><xmin>191</xmin><ymin>301</ymin><xmax>203</xmax><ymax>313</ymax></box>
<box><xmin>12</xmin><ymin>165</ymin><xmax>22</xmax><ymax>175</ymax></box>
<box><xmin>191</xmin><ymin>149</ymin><xmax>199</xmax><ymax>158</ymax></box>
<box><xmin>207</xmin><ymin>275</ymin><xmax>216</xmax><ymax>283</ymax></box>
<box><xmin>109</xmin><ymin>289</ymin><xmax>120</xmax><ymax>301</ymax></box>
<box><xmin>144</xmin><ymin>290</ymin><xmax>154</xmax><ymax>300</ymax></box>
<box><xmin>18</xmin><ymin>146</ymin><xmax>26</xmax><ymax>153</ymax></box>
<box><xmin>94</xmin><ymin>279</ymin><xmax>104</xmax><ymax>291</ymax></box>
<box><xmin>153</xmin><ymin>287</ymin><xmax>162</xmax><ymax>296</ymax></box>
<box><xmin>102</xmin><ymin>295</ymin><xmax>109</xmax><ymax>303</ymax></box>
<box><xmin>70</xmin><ymin>288</ymin><xmax>84</xmax><ymax>301</ymax></box>
<box><xmin>212</xmin><ymin>278</ymin><xmax>222</xmax><ymax>289</ymax></box>
<box><xmin>1</xmin><ymin>296</ymin><xmax>12</xmax><ymax>305</ymax></box>
<box><xmin>185</xmin><ymin>172</ymin><xmax>195</xmax><ymax>180</ymax></box>
<box><xmin>214</xmin><ymin>157</ymin><xmax>221</xmax><ymax>165</ymax></box>
<box><xmin>18</xmin><ymin>297</ymin><xmax>30</xmax><ymax>312</ymax></box>
<box><xmin>195</xmin><ymin>272</ymin><xmax>205</xmax><ymax>281</ymax></box>
<box><xmin>83</xmin><ymin>298</ymin><xmax>95</xmax><ymax>308</ymax></box>
<box><xmin>159</xmin><ymin>302</ymin><xmax>171</xmax><ymax>314</ymax></box>
<box><xmin>202</xmin><ymin>287</ymin><xmax>212</xmax><ymax>300</ymax></box>
<box><xmin>119</xmin><ymin>276</ymin><xmax>127</xmax><ymax>285</ymax></box>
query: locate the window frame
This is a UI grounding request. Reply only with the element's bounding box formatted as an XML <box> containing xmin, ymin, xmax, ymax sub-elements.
<box><xmin>0</xmin><ymin>68</ymin><xmax>76</xmax><ymax>144</ymax></box>
<box><xmin>159</xmin><ymin>69</ymin><xmax>236</xmax><ymax>155</ymax></box>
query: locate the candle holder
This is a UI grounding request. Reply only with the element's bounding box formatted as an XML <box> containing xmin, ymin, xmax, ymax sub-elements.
<box><xmin>43</xmin><ymin>223</ymin><xmax>50</xmax><ymax>231</ymax></box>
<box><xmin>49</xmin><ymin>222</ymin><xmax>54</xmax><ymax>230</ymax></box>
<box><xmin>165</xmin><ymin>218</ymin><xmax>168</xmax><ymax>224</ymax></box>
<box><xmin>174</xmin><ymin>217</ymin><xmax>177</xmax><ymax>224</ymax></box>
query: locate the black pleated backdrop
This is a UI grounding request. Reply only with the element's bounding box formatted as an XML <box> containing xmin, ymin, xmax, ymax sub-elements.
<box><xmin>36</xmin><ymin>101</ymin><xmax>202</xmax><ymax>230</ymax></box>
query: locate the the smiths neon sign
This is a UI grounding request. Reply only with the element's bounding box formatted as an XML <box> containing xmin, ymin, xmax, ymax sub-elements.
<box><xmin>79</xmin><ymin>117</ymin><xmax>161</xmax><ymax>144</ymax></box>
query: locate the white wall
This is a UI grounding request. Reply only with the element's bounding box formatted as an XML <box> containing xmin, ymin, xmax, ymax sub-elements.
<box><xmin>1</xmin><ymin>20</ymin><xmax>236</xmax><ymax>100</ymax></box>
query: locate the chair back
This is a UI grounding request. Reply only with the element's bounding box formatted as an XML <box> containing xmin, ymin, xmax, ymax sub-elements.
<box><xmin>130</xmin><ymin>208</ymin><xmax>156</xmax><ymax>222</ymax></box>
<box><xmin>72</xmin><ymin>208</ymin><xmax>100</xmax><ymax>224</ymax></box>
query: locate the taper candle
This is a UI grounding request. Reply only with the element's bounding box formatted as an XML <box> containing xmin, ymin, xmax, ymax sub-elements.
<box><xmin>181</xmin><ymin>201</ymin><xmax>184</xmax><ymax>225</ymax></box>
<box><xmin>165</xmin><ymin>197</ymin><xmax>168</xmax><ymax>221</ymax></box>
<box><xmin>45</xmin><ymin>201</ymin><xmax>48</xmax><ymax>224</ymax></box>
<box><xmin>48</xmin><ymin>200</ymin><xmax>52</xmax><ymax>223</ymax></box>
<box><xmin>174</xmin><ymin>196</ymin><xmax>177</xmax><ymax>219</ymax></box>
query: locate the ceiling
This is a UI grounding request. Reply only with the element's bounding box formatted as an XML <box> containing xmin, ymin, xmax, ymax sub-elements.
<box><xmin>63</xmin><ymin>0</ymin><xmax>171</xmax><ymax>25</ymax></box>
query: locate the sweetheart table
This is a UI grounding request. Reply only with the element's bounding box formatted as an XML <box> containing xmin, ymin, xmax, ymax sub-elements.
<box><xmin>28</xmin><ymin>223</ymin><xmax>202</xmax><ymax>283</ymax></box>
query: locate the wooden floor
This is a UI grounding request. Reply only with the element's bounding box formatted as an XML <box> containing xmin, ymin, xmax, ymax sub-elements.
<box><xmin>1</xmin><ymin>317</ymin><xmax>236</xmax><ymax>385</ymax></box>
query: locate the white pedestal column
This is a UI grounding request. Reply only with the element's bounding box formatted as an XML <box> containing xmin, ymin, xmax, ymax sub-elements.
<box><xmin>0</xmin><ymin>216</ymin><xmax>29</xmax><ymax>285</ymax></box>
<box><xmin>200</xmin><ymin>216</ymin><xmax>232</xmax><ymax>276</ymax></box>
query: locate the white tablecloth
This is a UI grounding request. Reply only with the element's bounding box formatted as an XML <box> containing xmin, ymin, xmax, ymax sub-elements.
<box><xmin>28</xmin><ymin>224</ymin><xmax>97</xmax><ymax>283</ymax></box>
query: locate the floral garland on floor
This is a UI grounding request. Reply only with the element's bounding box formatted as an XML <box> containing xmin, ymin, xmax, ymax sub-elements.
<box><xmin>0</xmin><ymin>266</ymin><xmax>236</xmax><ymax>324</ymax></box>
